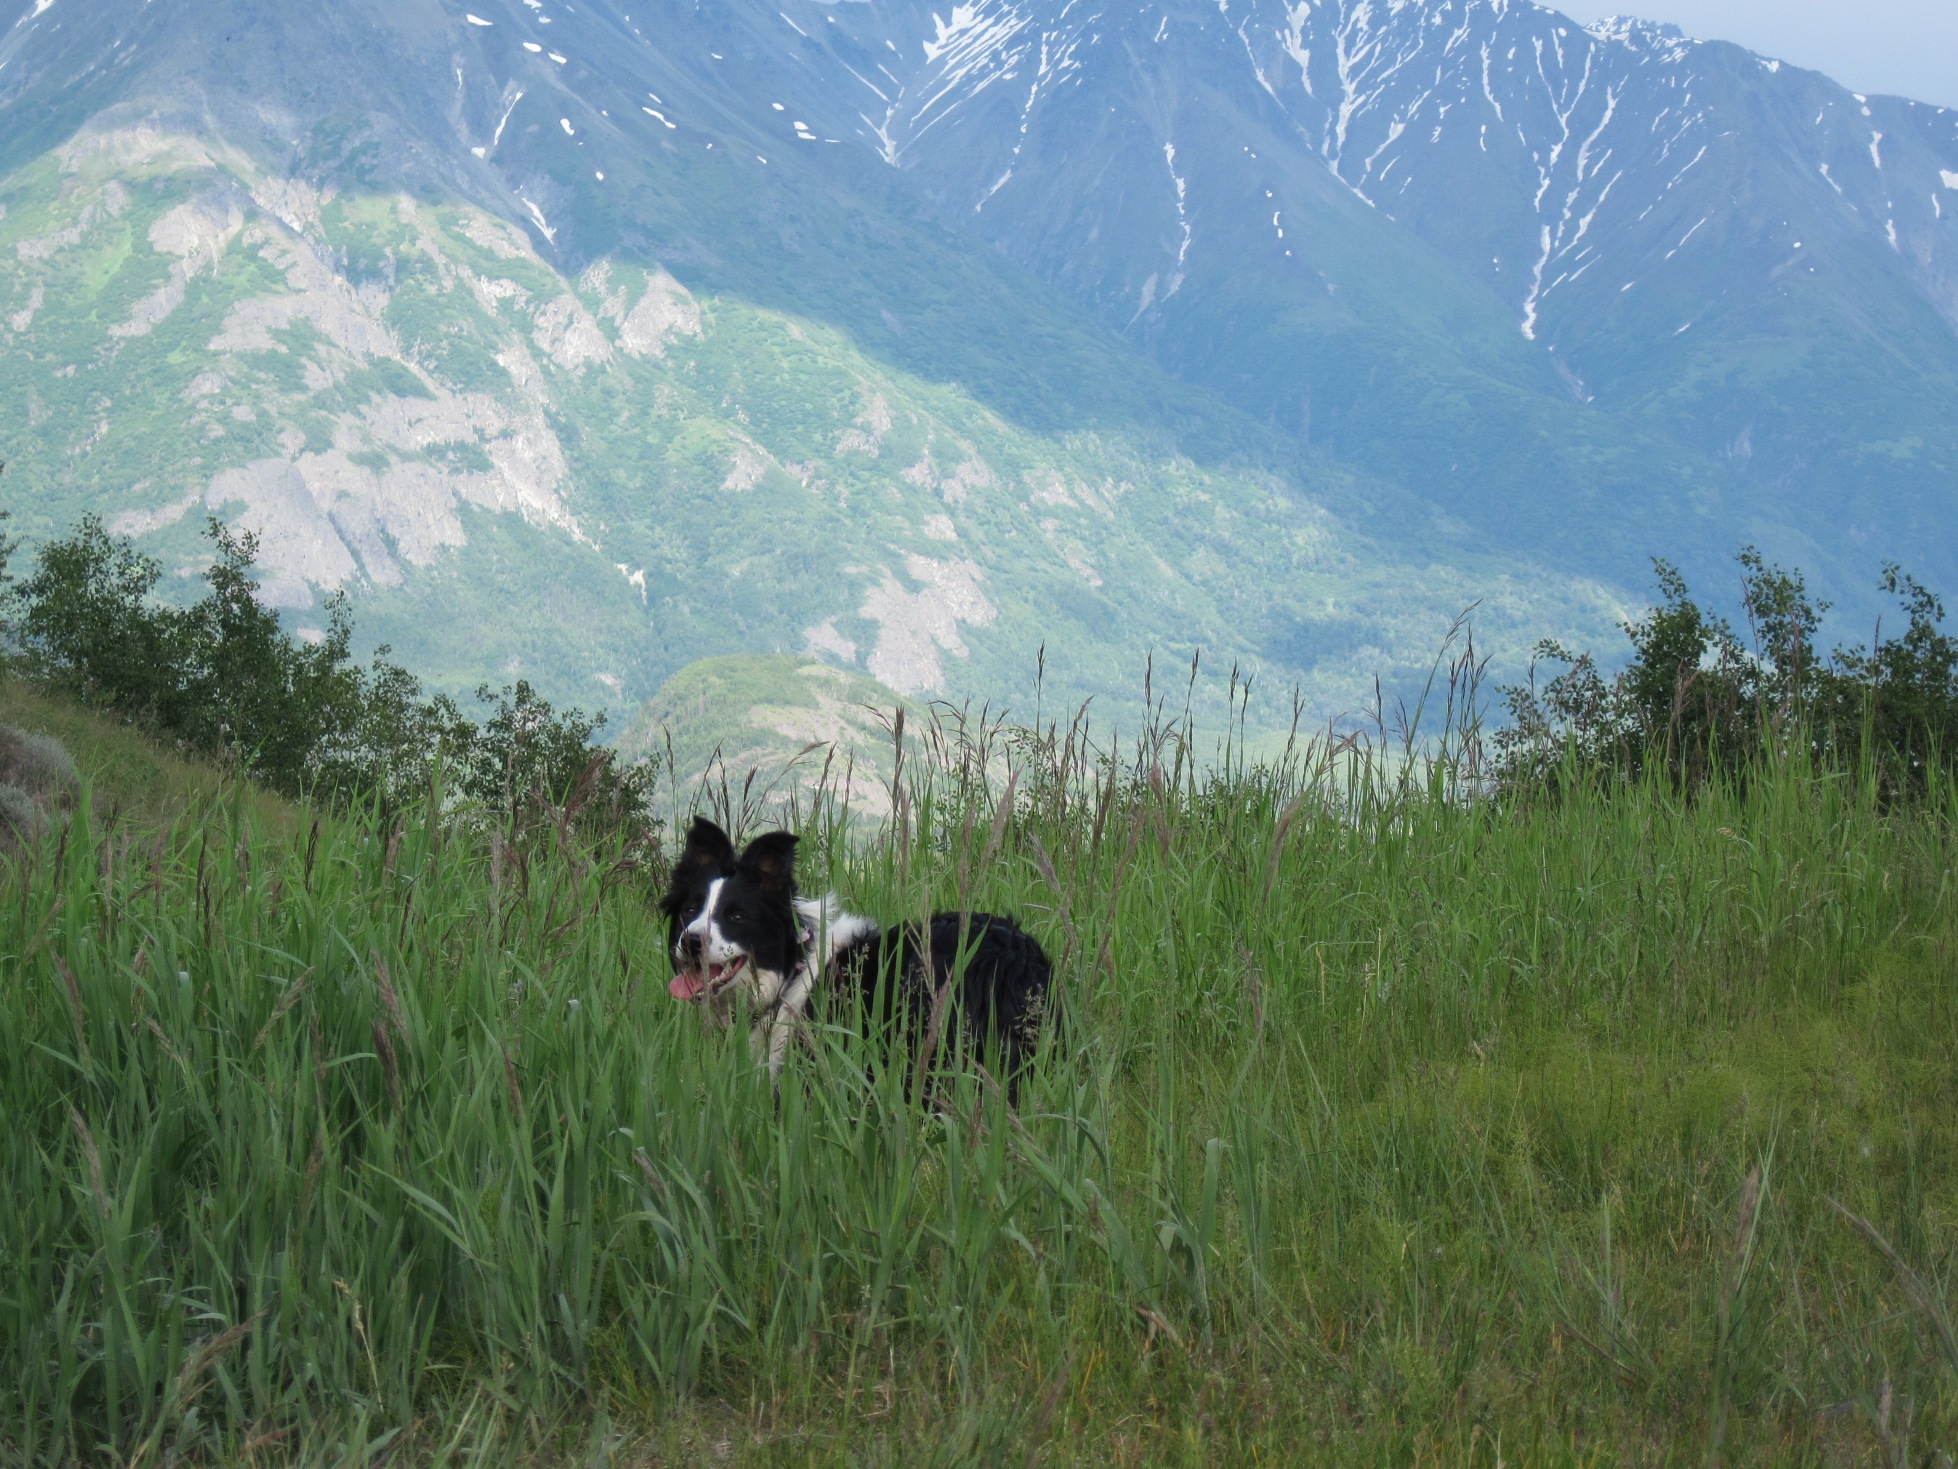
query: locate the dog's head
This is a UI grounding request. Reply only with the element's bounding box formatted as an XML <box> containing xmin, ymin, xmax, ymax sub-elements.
<box><xmin>659</xmin><ymin>818</ymin><xmax>803</xmax><ymax>1008</ymax></box>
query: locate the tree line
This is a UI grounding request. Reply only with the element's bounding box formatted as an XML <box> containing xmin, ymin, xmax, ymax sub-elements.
<box><xmin>0</xmin><ymin>495</ymin><xmax>657</xmax><ymax>832</ymax></box>
<box><xmin>3</xmin><ymin>482</ymin><xmax>1953</xmax><ymax>816</ymax></box>
<box><xmin>1494</xmin><ymin>549</ymin><xmax>1958</xmax><ymax>799</ymax></box>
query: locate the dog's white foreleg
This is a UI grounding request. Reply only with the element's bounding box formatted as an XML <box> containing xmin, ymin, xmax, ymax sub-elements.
<box><xmin>747</xmin><ymin>966</ymin><xmax>816</xmax><ymax>1079</ymax></box>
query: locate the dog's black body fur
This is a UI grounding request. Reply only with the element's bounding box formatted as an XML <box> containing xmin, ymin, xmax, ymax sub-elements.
<box><xmin>659</xmin><ymin>818</ymin><xmax>1053</xmax><ymax>1089</ymax></box>
<box><xmin>830</xmin><ymin>910</ymin><xmax>1054</xmax><ymax>1085</ymax></box>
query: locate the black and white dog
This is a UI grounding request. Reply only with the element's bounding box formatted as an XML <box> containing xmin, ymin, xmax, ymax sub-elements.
<box><xmin>660</xmin><ymin>817</ymin><xmax>1053</xmax><ymax>1087</ymax></box>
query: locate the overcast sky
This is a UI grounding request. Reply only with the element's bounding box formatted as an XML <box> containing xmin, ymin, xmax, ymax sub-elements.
<box><xmin>1552</xmin><ymin>1</ymin><xmax>1958</xmax><ymax>109</ymax></box>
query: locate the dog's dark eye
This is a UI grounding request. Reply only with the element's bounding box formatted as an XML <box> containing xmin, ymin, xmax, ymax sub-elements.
<box><xmin>723</xmin><ymin>905</ymin><xmax>743</xmax><ymax>922</ymax></box>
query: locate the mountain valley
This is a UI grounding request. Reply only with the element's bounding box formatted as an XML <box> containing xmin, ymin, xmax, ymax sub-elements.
<box><xmin>1</xmin><ymin>0</ymin><xmax>1952</xmax><ymax>744</ymax></box>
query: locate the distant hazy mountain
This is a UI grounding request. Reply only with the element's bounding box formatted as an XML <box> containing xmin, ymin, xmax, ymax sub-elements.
<box><xmin>1</xmin><ymin>0</ymin><xmax>1951</xmax><ymax>735</ymax></box>
<box><xmin>753</xmin><ymin>0</ymin><xmax>1958</xmax><ymax>590</ymax></box>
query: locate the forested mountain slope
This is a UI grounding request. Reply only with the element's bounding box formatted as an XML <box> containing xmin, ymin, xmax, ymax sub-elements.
<box><xmin>1</xmin><ymin>0</ymin><xmax>1949</xmax><ymax>729</ymax></box>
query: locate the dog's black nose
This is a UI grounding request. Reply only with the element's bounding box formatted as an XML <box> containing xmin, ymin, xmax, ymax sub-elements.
<box><xmin>679</xmin><ymin>931</ymin><xmax>703</xmax><ymax>963</ymax></box>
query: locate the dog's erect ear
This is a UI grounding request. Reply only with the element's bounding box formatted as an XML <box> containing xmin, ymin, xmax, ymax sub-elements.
<box><xmin>661</xmin><ymin>817</ymin><xmax>736</xmax><ymax>915</ymax></box>
<box><xmin>679</xmin><ymin>817</ymin><xmax>738</xmax><ymax>871</ymax></box>
<box><xmin>737</xmin><ymin>831</ymin><xmax>799</xmax><ymax>901</ymax></box>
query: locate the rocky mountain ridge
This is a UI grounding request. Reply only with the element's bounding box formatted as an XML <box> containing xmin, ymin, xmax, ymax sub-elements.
<box><xmin>0</xmin><ymin>0</ymin><xmax>1951</xmax><ymax>739</ymax></box>
<box><xmin>740</xmin><ymin>0</ymin><xmax>1958</xmax><ymax>582</ymax></box>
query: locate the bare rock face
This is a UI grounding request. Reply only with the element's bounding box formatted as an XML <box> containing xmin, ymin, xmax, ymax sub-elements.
<box><xmin>859</xmin><ymin>555</ymin><xmax>997</xmax><ymax>696</ymax></box>
<box><xmin>612</xmin><ymin>270</ymin><xmax>703</xmax><ymax>359</ymax></box>
<box><xmin>41</xmin><ymin>144</ymin><xmax>603</xmax><ymax>609</ymax></box>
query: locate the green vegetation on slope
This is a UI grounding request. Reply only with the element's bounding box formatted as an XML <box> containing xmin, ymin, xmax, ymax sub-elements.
<box><xmin>0</xmin><ymin>677</ymin><xmax>291</xmax><ymax>827</ymax></box>
<box><xmin>1497</xmin><ymin>550</ymin><xmax>1958</xmax><ymax>801</ymax></box>
<box><xmin>4</xmin><ymin>513</ymin><xmax>659</xmax><ymax>830</ymax></box>
<box><xmin>2</xmin><ymin>689</ymin><xmax>1956</xmax><ymax>1464</ymax></box>
<box><xmin>615</xmin><ymin>654</ymin><xmax>919</xmax><ymax>825</ymax></box>
<box><xmin>0</xmin><ymin>125</ymin><xmax>1628</xmax><ymax>733</ymax></box>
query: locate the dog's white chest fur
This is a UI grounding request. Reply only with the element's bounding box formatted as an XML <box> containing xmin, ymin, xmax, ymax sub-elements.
<box><xmin>743</xmin><ymin>896</ymin><xmax>877</xmax><ymax>1076</ymax></box>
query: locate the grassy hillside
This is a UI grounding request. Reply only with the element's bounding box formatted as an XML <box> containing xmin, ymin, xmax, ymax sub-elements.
<box><xmin>0</xmin><ymin>676</ymin><xmax>293</xmax><ymax>828</ymax></box>
<box><xmin>2</xmin><ymin>698</ymin><xmax>1956</xmax><ymax>1464</ymax></box>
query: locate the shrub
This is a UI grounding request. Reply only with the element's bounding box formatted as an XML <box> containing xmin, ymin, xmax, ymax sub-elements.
<box><xmin>9</xmin><ymin>514</ymin><xmax>188</xmax><ymax>724</ymax></box>
<box><xmin>0</xmin><ymin>724</ymin><xmax>78</xmax><ymax>850</ymax></box>
<box><xmin>4</xmin><ymin>515</ymin><xmax>658</xmax><ymax>835</ymax></box>
<box><xmin>1496</xmin><ymin>550</ymin><xmax>1956</xmax><ymax>797</ymax></box>
<box><xmin>0</xmin><ymin>783</ymin><xmax>39</xmax><ymax>846</ymax></box>
<box><xmin>1814</xmin><ymin>567</ymin><xmax>1958</xmax><ymax>796</ymax></box>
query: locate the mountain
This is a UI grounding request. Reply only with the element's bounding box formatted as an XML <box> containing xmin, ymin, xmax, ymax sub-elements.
<box><xmin>615</xmin><ymin>655</ymin><xmax>918</xmax><ymax>821</ymax></box>
<box><xmin>0</xmin><ymin>0</ymin><xmax>1951</xmax><ymax>739</ymax></box>
<box><xmin>733</xmin><ymin>0</ymin><xmax>1958</xmax><ymax>590</ymax></box>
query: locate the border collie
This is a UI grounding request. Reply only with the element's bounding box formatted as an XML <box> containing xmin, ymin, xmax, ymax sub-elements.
<box><xmin>660</xmin><ymin>817</ymin><xmax>1053</xmax><ymax>1089</ymax></box>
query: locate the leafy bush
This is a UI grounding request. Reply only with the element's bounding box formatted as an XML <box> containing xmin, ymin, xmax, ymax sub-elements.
<box><xmin>1816</xmin><ymin>567</ymin><xmax>1958</xmax><ymax>794</ymax></box>
<box><xmin>9</xmin><ymin>515</ymin><xmax>374</xmax><ymax>794</ymax></box>
<box><xmin>0</xmin><ymin>512</ymin><xmax>12</xmax><ymax>647</ymax></box>
<box><xmin>0</xmin><ymin>724</ymin><xmax>78</xmax><ymax>849</ymax></box>
<box><xmin>3</xmin><ymin>515</ymin><xmax>659</xmax><ymax>832</ymax></box>
<box><xmin>9</xmin><ymin>514</ymin><xmax>198</xmax><ymax>728</ymax></box>
<box><xmin>1496</xmin><ymin>550</ymin><xmax>1956</xmax><ymax>797</ymax></box>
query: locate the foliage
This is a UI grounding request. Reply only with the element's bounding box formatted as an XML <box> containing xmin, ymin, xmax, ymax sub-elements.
<box><xmin>0</xmin><ymin>723</ymin><xmax>76</xmax><ymax>848</ymax></box>
<box><xmin>1496</xmin><ymin>549</ymin><xmax>1958</xmax><ymax>797</ymax></box>
<box><xmin>456</xmin><ymin>677</ymin><xmax>660</xmax><ymax>837</ymax></box>
<box><xmin>5</xmin><ymin>515</ymin><xmax>659</xmax><ymax>833</ymax></box>
<box><xmin>0</xmin><ymin>462</ymin><xmax>13</xmax><ymax>648</ymax></box>
<box><xmin>1822</xmin><ymin>566</ymin><xmax>1958</xmax><ymax>795</ymax></box>
<box><xmin>2</xmin><ymin>689</ymin><xmax>1956</xmax><ymax>1464</ymax></box>
<box><xmin>10</xmin><ymin>515</ymin><xmax>198</xmax><ymax>731</ymax></box>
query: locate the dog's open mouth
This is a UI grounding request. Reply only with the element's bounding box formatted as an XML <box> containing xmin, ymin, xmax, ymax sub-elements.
<box><xmin>668</xmin><ymin>957</ymin><xmax>747</xmax><ymax>1002</ymax></box>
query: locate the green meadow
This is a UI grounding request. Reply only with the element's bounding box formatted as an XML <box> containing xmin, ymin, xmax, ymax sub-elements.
<box><xmin>2</xmin><ymin>684</ymin><xmax>1955</xmax><ymax>1466</ymax></box>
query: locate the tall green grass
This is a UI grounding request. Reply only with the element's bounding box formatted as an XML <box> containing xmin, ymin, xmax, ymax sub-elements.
<box><xmin>3</xmin><ymin>693</ymin><xmax>1957</xmax><ymax>1465</ymax></box>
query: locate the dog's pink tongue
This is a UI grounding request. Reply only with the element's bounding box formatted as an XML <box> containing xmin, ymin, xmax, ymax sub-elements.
<box><xmin>669</xmin><ymin>971</ymin><xmax>706</xmax><ymax>1001</ymax></box>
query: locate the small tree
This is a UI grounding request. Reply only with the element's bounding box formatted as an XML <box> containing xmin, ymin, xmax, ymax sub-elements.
<box><xmin>9</xmin><ymin>510</ymin><xmax>661</xmax><ymax>836</ymax></box>
<box><xmin>1615</xmin><ymin>558</ymin><xmax>1754</xmax><ymax>783</ymax></box>
<box><xmin>11</xmin><ymin>513</ymin><xmax>190</xmax><ymax>724</ymax></box>
<box><xmin>312</xmin><ymin>649</ymin><xmax>473</xmax><ymax>809</ymax></box>
<box><xmin>456</xmin><ymin>680</ymin><xmax>659</xmax><ymax>838</ymax></box>
<box><xmin>175</xmin><ymin>519</ymin><xmax>372</xmax><ymax>791</ymax></box>
<box><xmin>1821</xmin><ymin>567</ymin><xmax>1958</xmax><ymax>797</ymax></box>
<box><xmin>1495</xmin><ymin>556</ymin><xmax>1768</xmax><ymax>790</ymax></box>
<box><xmin>1497</xmin><ymin>550</ymin><xmax>1956</xmax><ymax>800</ymax></box>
